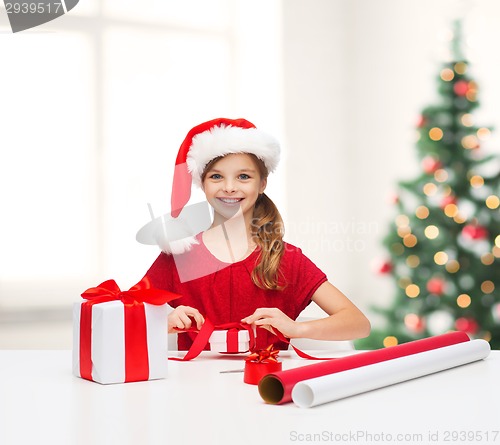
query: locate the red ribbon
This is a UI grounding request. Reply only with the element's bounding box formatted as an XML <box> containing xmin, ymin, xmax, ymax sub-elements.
<box><xmin>79</xmin><ymin>277</ymin><xmax>179</xmax><ymax>382</ymax></box>
<box><xmin>272</xmin><ymin>328</ymin><xmax>336</xmax><ymax>361</ymax></box>
<box><xmin>226</xmin><ymin>328</ymin><xmax>240</xmax><ymax>353</ymax></box>
<box><xmin>172</xmin><ymin>321</ymin><xmax>340</xmax><ymax>362</ymax></box>
<box><xmin>170</xmin><ymin>320</ymin><xmax>256</xmax><ymax>361</ymax></box>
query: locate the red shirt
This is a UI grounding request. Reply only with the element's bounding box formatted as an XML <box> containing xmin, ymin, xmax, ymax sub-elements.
<box><xmin>143</xmin><ymin>235</ymin><xmax>327</xmax><ymax>350</ymax></box>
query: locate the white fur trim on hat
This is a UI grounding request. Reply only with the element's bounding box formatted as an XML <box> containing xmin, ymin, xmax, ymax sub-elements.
<box><xmin>158</xmin><ymin>236</ymin><xmax>199</xmax><ymax>255</ymax></box>
<box><xmin>186</xmin><ymin>124</ymin><xmax>280</xmax><ymax>186</ymax></box>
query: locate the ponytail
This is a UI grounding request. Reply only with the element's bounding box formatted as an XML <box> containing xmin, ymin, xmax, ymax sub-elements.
<box><xmin>251</xmin><ymin>193</ymin><xmax>285</xmax><ymax>290</ymax></box>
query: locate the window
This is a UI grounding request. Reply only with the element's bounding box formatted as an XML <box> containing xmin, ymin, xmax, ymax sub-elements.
<box><xmin>0</xmin><ymin>0</ymin><xmax>283</xmax><ymax>311</ymax></box>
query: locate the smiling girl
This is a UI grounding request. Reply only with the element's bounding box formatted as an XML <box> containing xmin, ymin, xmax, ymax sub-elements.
<box><xmin>144</xmin><ymin>118</ymin><xmax>370</xmax><ymax>350</ymax></box>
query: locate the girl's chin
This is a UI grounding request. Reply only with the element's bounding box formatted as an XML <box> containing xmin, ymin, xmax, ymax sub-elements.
<box><xmin>212</xmin><ymin>205</ymin><xmax>242</xmax><ymax>219</ymax></box>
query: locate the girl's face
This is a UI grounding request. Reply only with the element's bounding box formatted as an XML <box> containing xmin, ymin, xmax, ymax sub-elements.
<box><xmin>202</xmin><ymin>153</ymin><xmax>267</xmax><ymax>221</ymax></box>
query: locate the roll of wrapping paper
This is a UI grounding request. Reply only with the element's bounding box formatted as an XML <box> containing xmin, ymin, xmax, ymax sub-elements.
<box><xmin>258</xmin><ymin>331</ymin><xmax>470</xmax><ymax>404</ymax></box>
<box><xmin>292</xmin><ymin>339</ymin><xmax>491</xmax><ymax>408</ymax></box>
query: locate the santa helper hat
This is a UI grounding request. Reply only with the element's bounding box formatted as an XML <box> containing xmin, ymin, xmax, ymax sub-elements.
<box><xmin>165</xmin><ymin>118</ymin><xmax>280</xmax><ymax>254</ymax></box>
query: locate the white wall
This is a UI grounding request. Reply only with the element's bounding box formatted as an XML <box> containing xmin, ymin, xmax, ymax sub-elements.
<box><xmin>0</xmin><ymin>0</ymin><xmax>284</xmax><ymax>311</ymax></box>
<box><xmin>2</xmin><ymin>0</ymin><xmax>500</xmax><ymax>333</ymax></box>
<box><xmin>281</xmin><ymin>0</ymin><xmax>500</xmax><ymax>319</ymax></box>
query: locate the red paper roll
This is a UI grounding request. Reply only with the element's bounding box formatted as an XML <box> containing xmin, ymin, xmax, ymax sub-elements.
<box><xmin>258</xmin><ymin>331</ymin><xmax>470</xmax><ymax>404</ymax></box>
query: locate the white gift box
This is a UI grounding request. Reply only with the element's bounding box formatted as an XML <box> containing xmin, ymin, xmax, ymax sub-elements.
<box><xmin>73</xmin><ymin>300</ymin><xmax>169</xmax><ymax>384</ymax></box>
<box><xmin>209</xmin><ymin>329</ymin><xmax>250</xmax><ymax>353</ymax></box>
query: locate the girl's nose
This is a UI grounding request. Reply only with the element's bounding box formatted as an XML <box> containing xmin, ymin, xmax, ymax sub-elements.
<box><xmin>223</xmin><ymin>180</ymin><xmax>236</xmax><ymax>193</ymax></box>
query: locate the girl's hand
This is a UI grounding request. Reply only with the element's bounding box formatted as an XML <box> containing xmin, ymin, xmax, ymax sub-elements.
<box><xmin>168</xmin><ymin>305</ymin><xmax>204</xmax><ymax>334</ymax></box>
<box><xmin>241</xmin><ymin>307</ymin><xmax>302</xmax><ymax>339</ymax></box>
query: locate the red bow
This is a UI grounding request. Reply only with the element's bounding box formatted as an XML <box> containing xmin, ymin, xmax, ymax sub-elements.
<box><xmin>81</xmin><ymin>276</ymin><xmax>179</xmax><ymax>306</ymax></box>
<box><xmin>246</xmin><ymin>344</ymin><xmax>279</xmax><ymax>363</ymax></box>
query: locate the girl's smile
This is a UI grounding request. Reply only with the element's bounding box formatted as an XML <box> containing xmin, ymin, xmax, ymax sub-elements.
<box><xmin>216</xmin><ymin>197</ymin><xmax>244</xmax><ymax>204</ymax></box>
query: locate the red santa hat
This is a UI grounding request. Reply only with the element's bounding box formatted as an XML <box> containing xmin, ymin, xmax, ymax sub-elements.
<box><xmin>170</xmin><ymin>118</ymin><xmax>280</xmax><ymax>217</ymax></box>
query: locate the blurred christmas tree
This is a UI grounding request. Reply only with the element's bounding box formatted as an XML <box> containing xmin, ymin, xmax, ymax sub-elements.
<box><xmin>357</xmin><ymin>21</ymin><xmax>500</xmax><ymax>350</ymax></box>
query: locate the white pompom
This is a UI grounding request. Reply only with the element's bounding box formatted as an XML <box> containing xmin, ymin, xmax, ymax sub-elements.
<box><xmin>157</xmin><ymin>235</ymin><xmax>199</xmax><ymax>255</ymax></box>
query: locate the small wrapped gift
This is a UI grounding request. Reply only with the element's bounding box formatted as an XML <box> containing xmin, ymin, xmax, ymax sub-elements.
<box><xmin>244</xmin><ymin>344</ymin><xmax>282</xmax><ymax>385</ymax></box>
<box><xmin>73</xmin><ymin>277</ymin><xmax>179</xmax><ymax>384</ymax></box>
<box><xmin>209</xmin><ymin>328</ymin><xmax>251</xmax><ymax>353</ymax></box>
<box><xmin>171</xmin><ymin>321</ymin><xmax>256</xmax><ymax>361</ymax></box>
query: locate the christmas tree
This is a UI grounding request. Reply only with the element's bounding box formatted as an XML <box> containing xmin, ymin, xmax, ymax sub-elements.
<box><xmin>357</xmin><ymin>22</ymin><xmax>500</xmax><ymax>350</ymax></box>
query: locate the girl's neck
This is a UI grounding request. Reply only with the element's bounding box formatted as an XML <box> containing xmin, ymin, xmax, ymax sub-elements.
<box><xmin>204</xmin><ymin>211</ymin><xmax>256</xmax><ymax>263</ymax></box>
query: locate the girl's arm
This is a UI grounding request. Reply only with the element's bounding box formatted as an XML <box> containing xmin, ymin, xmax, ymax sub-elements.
<box><xmin>300</xmin><ymin>281</ymin><xmax>371</xmax><ymax>340</ymax></box>
<box><xmin>241</xmin><ymin>281</ymin><xmax>370</xmax><ymax>340</ymax></box>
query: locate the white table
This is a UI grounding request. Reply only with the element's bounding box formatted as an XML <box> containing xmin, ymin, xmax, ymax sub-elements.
<box><xmin>0</xmin><ymin>350</ymin><xmax>499</xmax><ymax>445</ymax></box>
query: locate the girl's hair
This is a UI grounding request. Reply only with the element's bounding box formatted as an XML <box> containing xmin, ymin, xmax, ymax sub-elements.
<box><xmin>251</xmin><ymin>191</ymin><xmax>285</xmax><ymax>290</ymax></box>
<box><xmin>201</xmin><ymin>154</ymin><xmax>285</xmax><ymax>290</ymax></box>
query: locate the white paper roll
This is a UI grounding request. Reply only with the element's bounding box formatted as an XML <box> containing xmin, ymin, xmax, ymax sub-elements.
<box><xmin>292</xmin><ymin>339</ymin><xmax>491</xmax><ymax>408</ymax></box>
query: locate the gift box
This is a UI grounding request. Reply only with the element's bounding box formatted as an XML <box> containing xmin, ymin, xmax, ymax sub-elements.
<box><xmin>244</xmin><ymin>345</ymin><xmax>282</xmax><ymax>385</ymax></box>
<box><xmin>72</xmin><ymin>278</ymin><xmax>179</xmax><ymax>384</ymax></box>
<box><xmin>209</xmin><ymin>329</ymin><xmax>250</xmax><ymax>353</ymax></box>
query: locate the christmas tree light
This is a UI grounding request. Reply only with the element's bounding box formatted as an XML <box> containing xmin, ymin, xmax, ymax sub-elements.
<box><xmin>358</xmin><ymin>21</ymin><xmax>500</xmax><ymax>349</ymax></box>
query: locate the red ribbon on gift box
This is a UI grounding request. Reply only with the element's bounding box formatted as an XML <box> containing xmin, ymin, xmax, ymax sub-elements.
<box><xmin>226</xmin><ymin>327</ymin><xmax>241</xmax><ymax>353</ymax></box>
<box><xmin>172</xmin><ymin>321</ymin><xmax>346</xmax><ymax>362</ymax></box>
<box><xmin>79</xmin><ymin>277</ymin><xmax>179</xmax><ymax>383</ymax></box>
<box><xmin>170</xmin><ymin>319</ymin><xmax>256</xmax><ymax>361</ymax></box>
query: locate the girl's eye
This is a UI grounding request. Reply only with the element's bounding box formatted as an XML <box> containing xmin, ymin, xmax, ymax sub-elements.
<box><xmin>238</xmin><ymin>174</ymin><xmax>250</xmax><ymax>180</ymax></box>
<box><xmin>209</xmin><ymin>174</ymin><xmax>222</xmax><ymax>180</ymax></box>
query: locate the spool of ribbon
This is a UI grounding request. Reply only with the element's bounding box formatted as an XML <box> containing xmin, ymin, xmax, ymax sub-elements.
<box><xmin>79</xmin><ymin>277</ymin><xmax>180</xmax><ymax>383</ymax></box>
<box><xmin>244</xmin><ymin>344</ymin><xmax>282</xmax><ymax>385</ymax></box>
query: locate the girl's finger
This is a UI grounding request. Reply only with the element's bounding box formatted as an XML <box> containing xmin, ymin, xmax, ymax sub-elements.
<box><xmin>242</xmin><ymin>312</ymin><xmax>270</xmax><ymax>324</ymax></box>
<box><xmin>191</xmin><ymin>312</ymin><xmax>205</xmax><ymax>329</ymax></box>
<box><xmin>253</xmin><ymin>317</ymin><xmax>274</xmax><ymax>326</ymax></box>
<box><xmin>178</xmin><ymin>312</ymin><xmax>193</xmax><ymax>329</ymax></box>
<box><xmin>260</xmin><ymin>324</ymin><xmax>276</xmax><ymax>335</ymax></box>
